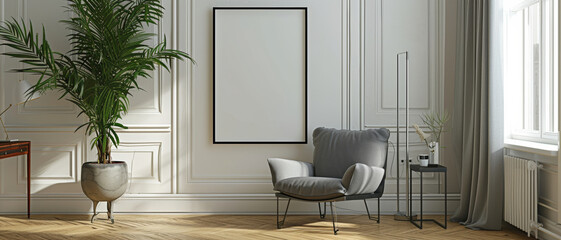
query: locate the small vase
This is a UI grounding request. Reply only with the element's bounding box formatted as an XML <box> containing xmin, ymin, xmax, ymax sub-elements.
<box><xmin>429</xmin><ymin>142</ymin><xmax>439</xmax><ymax>165</ymax></box>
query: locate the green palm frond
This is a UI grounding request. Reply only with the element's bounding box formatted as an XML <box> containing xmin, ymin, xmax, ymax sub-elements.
<box><xmin>0</xmin><ymin>0</ymin><xmax>193</xmax><ymax>163</ymax></box>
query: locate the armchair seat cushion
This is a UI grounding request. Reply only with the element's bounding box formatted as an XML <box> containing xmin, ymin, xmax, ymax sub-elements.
<box><xmin>274</xmin><ymin>177</ymin><xmax>346</xmax><ymax>200</ymax></box>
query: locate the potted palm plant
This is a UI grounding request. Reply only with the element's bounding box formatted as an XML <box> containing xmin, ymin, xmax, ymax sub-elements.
<box><xmin>0</xmin><ymin>0</ymin><xmax>192</xmax><ymax>223</ymax></box>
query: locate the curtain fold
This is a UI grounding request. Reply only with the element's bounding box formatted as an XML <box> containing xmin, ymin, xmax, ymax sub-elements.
<box><xmin>450</xmin><ymin>0</ymin><xmax>504</xmax><ymax>230</ymax></box>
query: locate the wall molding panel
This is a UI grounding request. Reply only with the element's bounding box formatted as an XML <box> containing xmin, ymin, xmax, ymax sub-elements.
<box><xmin>112</xmin><ymin>142</ymin><xmax>163</xmax><ymax>184</ymax></box>
<box><xmin>18</xmin><ymin>144</ymin><xmax>78</xmax><ymax>184</ymax></box>
<box><xmin>341</xmin><ymin>0</ymin><xmax>351</xmax><ymax>130</ymax></box>
<box><xmin>126</xmin><ymin>20</ymin><xmax>163</xmax><ymax>115</ymax></box>
<box><xmin>0</xmin><ymin>0</ymin><xmax>451</xmax><ymax>214</ymax></box>
<box><xmin>18</xmin><ymin>0</ymin><xmax>77</xmax><ymax>115</ymax></box>
<box><xmin>121</xmin><ymin>0</ymin><xmax>173</xmax><ymax>125</ymax></box>
<box><xmin>363</xmin><ymin>0</ymin><xmax>444</xmax><ymax>129</ymax></box>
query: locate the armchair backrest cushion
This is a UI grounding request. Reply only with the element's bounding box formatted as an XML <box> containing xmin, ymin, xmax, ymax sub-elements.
<box><xmin>312</xmin><ymin>127</ymin><xmax>390</xmax><ymax>178</ymax></box>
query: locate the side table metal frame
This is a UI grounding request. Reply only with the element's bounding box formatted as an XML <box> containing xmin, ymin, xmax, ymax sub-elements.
<box><xmin>409</xmin><ymin>164</ymin><xmax>447</xmax><ymax>229</ymax></box>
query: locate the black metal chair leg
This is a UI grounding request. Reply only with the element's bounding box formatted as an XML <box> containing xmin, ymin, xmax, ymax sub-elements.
<box><xmin>318</xmin><ymin>202</ymin><xmax>326</xmax><ymax>219</ymax></box>
<box><xmin>364</xmin><ymin>199</ymin><xmax>380</xmax><ymax>223</ymax></box>
<box><xmin>277</xmin><ymin>198</ymin><xmax>291</xmax><ymax>229</ymax></box>
<box><xmin>329</xmin><ymin>202</ymin><xmax>339</xmax><ymax>235</ymax></box>
<box><xmin>377</xmin><ymin>198</ymin><xmax>380</xmax><ymax>224</ymax></box>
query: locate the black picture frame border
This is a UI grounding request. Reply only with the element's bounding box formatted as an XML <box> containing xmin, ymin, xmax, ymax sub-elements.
<box><xmin>212</xmin><ymin>7</ymin><xmax>308</xmax><ymax>144</ymax></box>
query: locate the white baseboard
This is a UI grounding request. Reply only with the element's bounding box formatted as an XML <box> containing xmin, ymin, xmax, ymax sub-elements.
<box><xmin>0</xmin><ymin>193</ymin><xmax>459</xmax><ymax>215</ymax></box>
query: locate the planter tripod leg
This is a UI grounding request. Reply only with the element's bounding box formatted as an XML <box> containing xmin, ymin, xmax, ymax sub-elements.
<box><xmin>91</xmin><ymin>201</ymin><xmax>99</xmax><ymax>223</ymax></box>
<box><xmin>108</xmin><ymin>201</ymin><xmax>114</xmax><ymax>224</ymax></box>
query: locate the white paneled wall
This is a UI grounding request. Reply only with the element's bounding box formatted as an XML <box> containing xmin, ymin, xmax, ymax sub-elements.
<box><xmin>0</xmin><ymin>0</ymin><xmax>458</xmax><ymax>214</ymax></box>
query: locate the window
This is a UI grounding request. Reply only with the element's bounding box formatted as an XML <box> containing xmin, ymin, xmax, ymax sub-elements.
<box><xmin>504</xmin><ymin>0</ymin><xmax>559</xmax><ymax>144</ymax></box>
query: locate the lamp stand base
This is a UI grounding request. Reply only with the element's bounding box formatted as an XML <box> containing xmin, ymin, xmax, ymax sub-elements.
<box><xmin>394</xmin><ymin>212</ymin><xmax>417</xmax><ymax>221</ymax></box>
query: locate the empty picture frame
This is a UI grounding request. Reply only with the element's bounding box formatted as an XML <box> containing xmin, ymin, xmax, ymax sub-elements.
<box><xmin>213</xmin><ymin>7</ymin><xmax>308</xmax><ymax>144</ymax></box>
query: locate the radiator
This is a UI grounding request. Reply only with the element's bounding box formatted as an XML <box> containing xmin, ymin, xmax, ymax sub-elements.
<box><xmin>504</xmin><ymin>155</ymin><xmax>540</xmax><ymax>238</ymax></box>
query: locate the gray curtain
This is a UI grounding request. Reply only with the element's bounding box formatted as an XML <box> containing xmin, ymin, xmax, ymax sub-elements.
<box><xmin>450</xmin><ymin>0</ymin><xmax>504</xmax><ymax>230</ymax></box>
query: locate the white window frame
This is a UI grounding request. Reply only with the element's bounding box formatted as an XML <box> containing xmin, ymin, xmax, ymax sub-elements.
<box><xmin>506</xmin><ymin>0</ymin><xmax>559</xmax><ymax>145</ymax></box>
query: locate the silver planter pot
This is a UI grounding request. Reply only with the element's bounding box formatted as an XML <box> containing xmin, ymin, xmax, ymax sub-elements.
<box><xmin>81</xmin><ymin>161</ymin><xmax>128</xmax><ymax>223</ymax></box>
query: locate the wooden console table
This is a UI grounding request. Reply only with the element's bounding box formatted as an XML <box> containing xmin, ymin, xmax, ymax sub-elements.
<box><xmin>0</xmin><ymin>141</ymin><xmax>31</xmax><ymax>218</ymax></box>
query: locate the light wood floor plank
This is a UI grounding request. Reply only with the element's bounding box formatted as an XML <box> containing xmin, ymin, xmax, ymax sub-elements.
<box><xmin>0</xmin><ymin>215</ymin><xmax>531</xmax><ymax>240</ymax></box>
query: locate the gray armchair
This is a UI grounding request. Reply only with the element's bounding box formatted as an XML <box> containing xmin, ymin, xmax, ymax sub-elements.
<box><xmin>268</xmin><ymin>127</ymin><xmax>390</xmax><ymax>234</ymax></box>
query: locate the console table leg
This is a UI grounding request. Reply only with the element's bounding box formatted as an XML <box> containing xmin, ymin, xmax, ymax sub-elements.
<box><xmin>420</xmin><ymin>172</ymin><xmax>423</xmax><ymax>229</ymax></box>
<box><xmin>445</xmin><ymin>171</ymin><xmax>447</xmax><ymax>229</ymax></box>
<box><xmin>409</xmin><ymin>168</ymin><xmax>412</xmax><ymax>223</ymax></box>
<box><xmin>27</xmin><ymin>146</ymin><xmax>30</xmax><ymax>219</ymax></box>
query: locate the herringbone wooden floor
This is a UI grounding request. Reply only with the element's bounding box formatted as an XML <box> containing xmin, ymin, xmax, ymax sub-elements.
<box><xmin>0</xmin><ymin>215</ymin><xmax>530</xmax><ymax>240</ymax></box>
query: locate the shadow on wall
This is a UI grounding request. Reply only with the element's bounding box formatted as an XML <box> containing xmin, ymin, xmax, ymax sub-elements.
<box><xmin>0</xmin><ymin>182</ymin><xmax>93</xmax><ymax>216</ymax></box>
